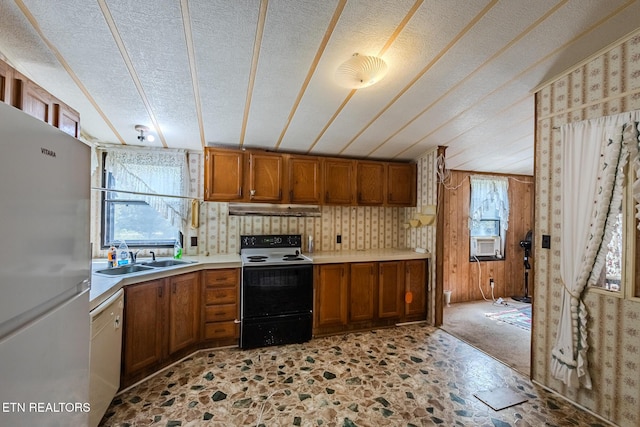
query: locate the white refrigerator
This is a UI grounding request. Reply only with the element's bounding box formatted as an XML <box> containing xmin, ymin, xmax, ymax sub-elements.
<box><xmin>0</xmin><ymin>102</ymin><xmax>91</xmax><ymax>426</ymax></box>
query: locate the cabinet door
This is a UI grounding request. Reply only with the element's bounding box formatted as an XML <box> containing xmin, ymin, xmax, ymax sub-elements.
<box><xmin>54</xmin><ymin>103</ymin><xmax>80</xmax><ymax>138</ymax></box>
<box><xmin>349</xmin><ymin>262</ymin><xmax>377</xmax><ymax>322</ymax></box>
<box><xmin>314</xmin><ymin>264</ymin><xmax>348</xmax><ymax>327</ymax></box>
<box><xmin>323</xmin><ymin>158</ymin><xmax>354</xmax><ymax>205</ymax></box>
<box><xmin>204</xmin><ymin>148</ymin><xmax>244</xmax><ymax>201</ymax></box>
<box><xmin>288</xmin><ymin>155</ymin><xmax>322</xmax><ymax>204</ymax></box>
<box><xmin>248</xmin><ymin>152</ymin><xmax>284</xmax><ymax>202</ymax></box>
<box><xmin>123</xmin><ymin>279</ymin><xmax>167</xmax><ymax>376</ymax></box>
<box><xmin>168</xmin><ymin>272</ymin><xmax>201</xmax><ymax>355</ymax></box>
<box><xmin>20</xmin><ymin>80</ymin><xmax>54</xmax><ymax>124</ymax></box>
<box><xmin>405</xmin><ymin>259</ymin><xmax>427</xmax><ymax>320</ymax></box>
<box><xmin>387</xmin><ymin>163</ymin><xmax>416</xmax><ymax>206</ymax></box>
<box><xmin>0</xmin><ymin>60</ymin><xmax>12</xmax><ymax>104</ymax></box>
<box><xmin>378</xmin><ymin>261</ymin><xmax>404</xmax><ymax>319</ymax></box>
<box><xmin>357</xmin><ymin>161</ymin><xmax>385</xmax><ymax>205</ymax></box>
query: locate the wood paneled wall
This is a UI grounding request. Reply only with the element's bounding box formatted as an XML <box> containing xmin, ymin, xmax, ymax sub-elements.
<box><xmin>442</xmin><ymin>170</ymin><xmax>534</xmax><ymax>303</ymax></box>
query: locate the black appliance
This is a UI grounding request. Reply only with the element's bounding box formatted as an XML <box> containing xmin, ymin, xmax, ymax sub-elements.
<box><xmin>513</xmin><ymin>230</ymin><xmax>532</xmax><ymax>303</ymax></box>
<box><xmin>239</xmin><ymin>234</ymin><xmax>313</xmax><ymax>349</ymax></box>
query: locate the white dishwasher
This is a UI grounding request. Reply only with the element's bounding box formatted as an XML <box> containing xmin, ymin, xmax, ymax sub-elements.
<box><xmin>89</xmin><ymin>289</ymin><xmax>124</xmax><ymax>427</ymax></box>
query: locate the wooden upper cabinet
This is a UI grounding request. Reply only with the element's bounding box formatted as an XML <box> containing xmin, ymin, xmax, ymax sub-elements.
<box><xmin>248</xmin><ymin>152</ymin><xmax>284</xmax><ymax>202</ymax></box>
<box><xmin>203</xmin><ymin>147</ymin><xmax>416</xmax><ymax>206</ymax></box>
<box><xmin>323</xmin><ymin>158</ymin><xmax>355</xmax><ymax>205</ymax></box>
<box><xmin>0</xmin><ymin>60</ymin><xmax>12</xmax><ymax>105</ymax></box>
<box><xmin>0</xmin><ymin>62</ymin><xmax>81</xmax><ymax>136</ymax></box>
<box><xmin>204</xmin><ymin>148</ymin><xmax>244</xmax><ymax>201</ymax></box>
<box><xmin>54</xmin><ymin>103</ymin><xmax>80</xmax><ymax>138</ymax></box>
<box><xmin>357</xmin><ymin>161</ymin><xmax>386</xmax><ymax>205</ymax></box>
<box><xmin>18</xmin><ymin>78</ymin><xmax>54</xmax><ymax>124</ymax></box>
<box><xmin>288</xmin><ymin>155</ymin><xmax>322</xmax><ymax>204</ymax></box>
<box><xmin>387</xmin><ymin>163</ymin><xmax>417</xmax><ymax>206</ymax></box>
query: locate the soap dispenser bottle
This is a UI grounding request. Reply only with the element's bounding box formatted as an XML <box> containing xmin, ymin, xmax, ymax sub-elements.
<box><xmin>173</xmin><ymin>240</ymin><xmax>182</xmax><ymax>259</ymax></box>
<box><xmin>117</xmin><ymin>241</ymin><xmax>129</xmax><ymax>266</ymax></box>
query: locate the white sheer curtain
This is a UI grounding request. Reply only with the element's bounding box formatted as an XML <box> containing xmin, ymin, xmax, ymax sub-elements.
<box><xmin>469</xmin><ymin>175</ymin><xmax>509</xmax><ymax>253</ymax></box>
<box><xmin>103</xmin><ymin>146</ymin><xmax>189</xmax><ymax>228</ymax></box>
<box><xmin>552</xmin><ymin>112</ymin><xmax>639</xmax><ymax>389</ymax></box>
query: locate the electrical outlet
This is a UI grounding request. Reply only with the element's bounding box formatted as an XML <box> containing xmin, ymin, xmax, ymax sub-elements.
<box><xmin>190</xmin><ymin>236</ymin><xmax>198</xmax><ymax>247</ymax></box>
<box><xmin>336</xmin><ymin>234</ymin><xmax>342</xmax><ymax>244</ymax></box>
<box><xmin>542</xmin><ymin>234</ymin><xmax>551</xmax><ymax>249</ymax></box>
<box><xmin>490</xmin><ymin>278</ymin><xmax>495</xmax><ymax>288</ymax></box>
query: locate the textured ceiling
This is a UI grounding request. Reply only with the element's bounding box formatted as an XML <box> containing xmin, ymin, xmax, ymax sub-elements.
<box><xmin>1</xmin><ymin>0</ymin><xmax>640</xmax><ymax>175</ymax></box>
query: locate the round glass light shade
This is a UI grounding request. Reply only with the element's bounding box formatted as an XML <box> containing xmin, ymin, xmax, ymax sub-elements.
<box><xmin>335</xmin><ymin>53</ymin><xmax>388</xmax><ymax>89</ymax></box>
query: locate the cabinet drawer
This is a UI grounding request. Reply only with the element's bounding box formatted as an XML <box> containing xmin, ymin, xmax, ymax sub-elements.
<box><xmin>204</xmin><ymin>269</ymin><xmax>238</xmax><ymax>287</ymax></box>
<box><xmin>205</xmin><ymin>304</ymin><xmax>237</xmax><ymax>322</ymax></box>
<box><xmin>204</xmin><ymin>287</ymin><xmax>236</xmax><ymax>305</ymax></box>
<box><xmin>204</xmin><ymin>321</ymin><xmax>237</xmax><ymax>339</ymax></box>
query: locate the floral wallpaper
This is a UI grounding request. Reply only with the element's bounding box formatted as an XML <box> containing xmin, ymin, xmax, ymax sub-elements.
<box><xmin>534</xmin><ymin>30</ymin><xmax>640</xmax><ymax>427</ymax></box>
<box><xmin>180</xmin><ymin>149</ymin><xmax>439</xmax><ymax>259</ymax></box>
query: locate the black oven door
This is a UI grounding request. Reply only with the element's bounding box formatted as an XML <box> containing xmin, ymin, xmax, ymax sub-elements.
<box><xmin>241</xmin><ymin>264</ymin><xmax>313</xmax><ymax>318</ymax></box>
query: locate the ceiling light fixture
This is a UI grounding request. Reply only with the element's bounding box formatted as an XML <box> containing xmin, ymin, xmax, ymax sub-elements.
<box><xmin>335</xmin><ymin>53</ymin><xmax>388</xmax><ymax>89</ymax></box>
<box><xmin>135</xmin><ymin>124</ymin><xmax>155</xmax><ymax>143</ymax></box>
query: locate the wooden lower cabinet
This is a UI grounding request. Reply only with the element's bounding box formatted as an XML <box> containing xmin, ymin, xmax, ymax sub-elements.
<box><xmin>404</xmin><ymin>259</ymin><xmax>427</xmax><ymax>321</ymax></box>
<box><xmin>378</xmin><ymin>261</ymin><xmax>404</xmax><ymax>320</ymax></box>
<box><xmin>202</xmin><ymin>268</ymin><xmax>239</xmax><ymax>344</ymax></box>
<box><xmin>349</xmin><ymin>262</ymin><xmax>376</xmax><ymax>323</ymax></box>
<box><xmin>314</xmin><ymin>264</ymin><xmax>348</xmax><ymax>333</ymax></box>
<box><xmin>313</xmin><ymin>258</ymin><xmax>428</xmax><ymax>336</ymax></box>
<box><xmin>121</xmin><ymin>272</ymin><xmax>200</xmax><ymax>387</ymax></box>
<box><xmin>122</xmin><ymin>279</ymin><xmax>167</xmax><ymax>379</ymax></box>
<box><xmin>168</xmin><ymin>272</ymin><xmax>201</xmax><ymax>354</ymax></box>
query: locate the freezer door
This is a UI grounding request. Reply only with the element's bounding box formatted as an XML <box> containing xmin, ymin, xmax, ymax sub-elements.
<box><xmin>0</xmin><ymin>289</ymin><xmax>90</xmax><ymax>426</ymax></box>
<box><xmin>0</xmin><ymin>103</ymin><xmax>90</xmax><ymax>334</ymax></box>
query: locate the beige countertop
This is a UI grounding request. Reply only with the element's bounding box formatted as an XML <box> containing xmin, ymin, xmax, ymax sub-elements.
<box><xmin>89</xmin><ymin>249</ymin><xmax>430</xmax><ymax>310</ymax></box>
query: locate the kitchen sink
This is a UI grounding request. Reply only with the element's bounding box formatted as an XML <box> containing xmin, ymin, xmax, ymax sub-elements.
<box><xmin>95</xmin><ymin>264</ymin><xmax>155</xmax><ymax>276</ymax></box>
<box><xmin>142</xmin><ymin>259</ymin><xmax>194</xmax><ymax>268</ymax></box>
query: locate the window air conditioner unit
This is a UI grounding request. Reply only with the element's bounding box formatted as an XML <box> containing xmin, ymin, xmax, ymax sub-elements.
<box><xmin>471</xmin><ymin>236</ymin><xmax>501</xmax><ymax>257</ymax></box>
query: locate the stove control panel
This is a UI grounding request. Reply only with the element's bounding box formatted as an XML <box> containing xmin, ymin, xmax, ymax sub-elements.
<box><xmin>241</xmin><ymin>234</ymin><xmax>302</xmax><ymax>249</ymax></box>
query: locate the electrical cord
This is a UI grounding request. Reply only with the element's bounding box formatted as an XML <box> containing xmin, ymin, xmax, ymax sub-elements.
<box><xmin>474</xmin><ymin>255</ymin><xmax>506</xmax><ymax>305</ymax></box>
<box><xmin>474</xmin><ymin>256</ymin><xmax>491</xmax><ymax>302</ymax></box>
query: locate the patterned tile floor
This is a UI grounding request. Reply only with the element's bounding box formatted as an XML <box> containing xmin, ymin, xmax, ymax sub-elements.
<box><xmin>100</xmin><ymin>324</ymin><xmax>605</xmax><ymax>426</ymax></box>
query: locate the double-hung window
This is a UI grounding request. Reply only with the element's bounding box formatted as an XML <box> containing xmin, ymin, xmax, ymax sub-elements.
<box><xmin>469</xmin><ymin>175</ymin><xmax>509</xmax><ymax>259</ymax></box>
<box><xmin>100</xmin><ymin>147</ymin><xmax>188</xmax><ymax>249</ymax></box>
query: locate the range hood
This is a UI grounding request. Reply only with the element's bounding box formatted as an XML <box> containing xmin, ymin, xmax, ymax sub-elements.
<box><xmin>228</xmin><ymin>203</ymin><xmax>321</xmax><ymax>217</ymax></box>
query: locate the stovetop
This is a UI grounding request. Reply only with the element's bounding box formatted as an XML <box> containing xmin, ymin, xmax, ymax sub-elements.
<box><xmin>240</xmin><ymin>234</ymin><xmax>312</xmax><ymax>266</ymax></box>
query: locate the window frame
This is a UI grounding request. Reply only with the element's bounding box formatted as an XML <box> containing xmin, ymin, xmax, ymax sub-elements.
<box><xmin>100</xmin><ymin>152</ymin><xmax>178</xmax><ymax>250</ymax></box>
<box><xmin>588</xmin><ymin>164</ymin><xmax>640</xmax><ymax>301</ymax></box>
<box><xmin>468</xmin><ymin>176</ymin><xmax>509</xmax><ymax>262</ymax></box>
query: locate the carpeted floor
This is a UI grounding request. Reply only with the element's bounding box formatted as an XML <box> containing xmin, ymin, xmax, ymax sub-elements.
<box><xmin>441</xmin><ymin>299</ymin><xmax>531</xmax><ymax>375</ymax></box>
